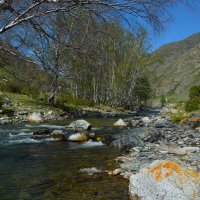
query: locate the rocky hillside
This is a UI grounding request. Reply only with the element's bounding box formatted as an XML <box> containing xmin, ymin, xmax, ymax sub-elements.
<box><xmin>150</xmin><ymin>33</ymin><xmax>200</xmax><ymax>100</ymax></box>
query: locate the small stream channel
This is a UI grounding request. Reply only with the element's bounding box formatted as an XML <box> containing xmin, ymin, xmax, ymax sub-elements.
<box><xmin>0</xmin><ymin>118</ymin><xmax>129</xmax><ymax>200</ymax></box>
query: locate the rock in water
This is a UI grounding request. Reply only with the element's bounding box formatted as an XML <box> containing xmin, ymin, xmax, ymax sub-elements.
<box><xmin>50</xmin><ymin>130</ymin><xmax>64</xmax><ymax>139</ymax></box>
<box><xmin>141</xmin><ymin>117</ymin><xmax>151</xmax><ymax>124</ymax></box>
<box><xmin>111</xmin><ymin>132</ymin><xmax>144</xmax><ymax>150</ymax></box>
<box><xmin>129</xmin><ymin>160</ymin><xmax>200</xmax><ymax>200</ymax></box>
<box><xmin>63</xmin><ymin>132</ymin><xmax>88</xmax><ymax>142</ymax></box>
<box><xmin>113</xmin><ymin>119</ymin><xmax>127</xmax><ymax>126</ymax></box>
<box><xmin>33</xmin><ymin>129</ymin><xmax>51</xmax><ymax>135</ymax></box>
<box><xmin>80</xmin><ymin>167</ymin><xmax>103</xmax><ymax>175</ymax></box>
<box><xmin>28</xmin><ymin>112</ymin><xmax>44</xmax><ymax>123</ymax></box>
<box><xmin>68</xmin><ymin>119</ymin><xmax>91</xmax><ymax>130</ymax></box>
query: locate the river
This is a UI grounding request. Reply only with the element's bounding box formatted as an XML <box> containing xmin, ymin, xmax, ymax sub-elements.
<box><xmin>0</xmin><ymin>118</ymin><xmax>129</xmax><ymax>200</ymax></box>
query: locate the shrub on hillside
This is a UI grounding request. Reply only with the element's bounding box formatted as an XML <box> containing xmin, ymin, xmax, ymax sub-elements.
<box><xmin>160</xmin><ymin>95</ymin><xmax>166</xmax><ymax>107</ymax></box>
<box><xmin>3</xmin><ymin>81</ymin><xmax>22</xmax><ymax>93</ymax></box>
<box><xmin>170</xmin><ymin>112</ymin><xmax>187</xmax><ymax>124</ymax></box>
<box><xmin>189</xmin><ymin>85</ymin><xmax>200</xmax><ymax>99</ymax></box>
<box><xmin>185</xmin><ymin>98</ymin><xmax>199</xmax><ymax>112</ymax></box>
<box><xmin>55</xmin><ymin>93</ymin><xmax>95</xmax><ymax>110</ymax></box>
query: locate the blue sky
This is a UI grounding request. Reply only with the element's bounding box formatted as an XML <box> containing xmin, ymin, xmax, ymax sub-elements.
<box><xmin>149</xmin><ymin>2</ymin><xmax>200</xmax><ymax>51</ymax></box>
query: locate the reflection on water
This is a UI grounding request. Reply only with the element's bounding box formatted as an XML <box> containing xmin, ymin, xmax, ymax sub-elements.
<box><xmin>0</xmin><ymin>118</ymin><xmax>128</xmax><ymax>200</ymax></box>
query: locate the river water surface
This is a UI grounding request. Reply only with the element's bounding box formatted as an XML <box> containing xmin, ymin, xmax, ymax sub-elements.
<box><xmin>0</xmin><ymin>118</ymin><xmax>129</xmax><ymax>200</ymax></box>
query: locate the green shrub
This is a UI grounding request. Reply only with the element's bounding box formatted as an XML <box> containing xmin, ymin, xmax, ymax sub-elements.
<box><xmin>0</xmin><ymin>92</ymin><xmax>5</xmax><ymax>109</ymax></box>
<box><xmin>4</xmin><ymin>81</ymin><xmax>22</xmax><ymax>93</ymax></box>
<box><xmin>21</xmin><ymin>87</ymin><xmax>40</xmax><ymax>99</ymax></box>
<box><xmin>170</xmin><ymin>112</ymin><xmax>187</xmax><ymax>124</ymax></box>
<box><xmin>160</xmin><ymin>95</ymin><xmax>166</xmax><ymax>106</ymax></box>
<box><xmin>189</xmin><ymin>85</ymin><xmax>200</xmax><ymax>99</ymax></box>
<box><xmin>185</xmin><ymin>98</ymin><xmax>199</xmax><ymax>112</ymax></box>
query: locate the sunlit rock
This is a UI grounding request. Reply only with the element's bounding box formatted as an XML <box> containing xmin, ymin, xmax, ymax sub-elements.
<box><xmin>113</xmin><ymin>119</ymin><xmax>127</xmax><ymax>126</ymax></box>
<box><xmin>65</xmin><ymin>133</ymin><xmax>88</xmax><ymax>142</ymax></box>
<box><xmin>28</xmin><ymin>112</ymin><xmax>44</xmax><ymax>123</ymax></box>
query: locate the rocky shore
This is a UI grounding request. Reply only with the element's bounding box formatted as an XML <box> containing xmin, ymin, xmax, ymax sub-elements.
<box><xmin>110</xmin><ymin>110</ymin><xmax>200</xmax><ymax>199</ymax></box>
<box><xmin>0</xmin><ymin>106</ymin><xmax>137</xmax><ymax>125</ymax></box>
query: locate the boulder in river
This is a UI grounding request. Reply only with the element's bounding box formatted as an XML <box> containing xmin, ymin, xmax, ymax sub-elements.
<box><xmin>50</xmin><ymin>130</ymin><xmax>64</xmax><ymax>139</ymax></box>
<box><xmin>111</xmin><ymin>127</ymin><xmax>162</xmax><ymax>150</ymax></box>
<box><xmin>113</xmin><ymin>119</ymin><xmax>127</xmax><ymax>126</ymax></box>
<box><xmin>28</xmin><ymin>112</ymin><xmax>44</xmax><ymax>123</ymax></box>
<box><xmin>63</xmin><ymin>132</ymin><xmax>88</xmax><ymax>142</ymax></box>
<box><xmin>68</xmin><ymin>119</ymin><xmax>91</xmax><ymax>130</ymax></box>
<box><xmin>111</xmin><ymin>132</ymin><xmax>144</xmax><ymax>150</ymax></box>
<box><xmin>129</xmin><ymin>160</ymin><xmax>200</xmax><ymax>200</ymax></box>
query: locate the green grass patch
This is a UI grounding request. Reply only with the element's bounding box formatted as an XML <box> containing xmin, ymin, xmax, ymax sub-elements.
<box><xmin>169</xmin><ymin>112</ymin><xmax>188</xmax><ymax>124</ymax></box>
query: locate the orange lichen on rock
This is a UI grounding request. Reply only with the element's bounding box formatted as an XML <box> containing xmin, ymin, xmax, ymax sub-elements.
<box><xmin>148</xmin><ymin>161</ymin><xmax>200</xmax><ymax>184</ymax></box>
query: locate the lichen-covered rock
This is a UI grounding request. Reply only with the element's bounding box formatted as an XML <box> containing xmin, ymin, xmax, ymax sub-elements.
<box><xmin>113</xmin><ymin>119</ymin><xmax>127</xmax><ymax>126</ymax></box>
<box><xmin>68</xmin><ymin>119</ymin><xmax>91</xmax><ymax>130</ymax></box>
<box><xmin>129</xmin><ymin>160</ymin><xmax>200</xmax><ymax>200</ymax></box>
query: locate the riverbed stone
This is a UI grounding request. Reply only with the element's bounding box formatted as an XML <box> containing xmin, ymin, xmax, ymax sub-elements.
<box><xmin>129</xmin><ymin>160</ymin><xmax>200</xmax><ymax>200</ymax></box>
<box><xmin>68</xmin><ymin>119</ymin><xmax>92</xmax><ymax>130</ymax></box>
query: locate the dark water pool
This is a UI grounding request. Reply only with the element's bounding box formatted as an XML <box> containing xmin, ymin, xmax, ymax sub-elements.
<box><xmin>0</xmin><ymin>118</ymin><xmax>129</xmax><ymax>200</ymax></box>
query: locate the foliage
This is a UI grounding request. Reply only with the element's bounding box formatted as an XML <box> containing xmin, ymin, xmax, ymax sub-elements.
<box><xmin>0</xmin><ymin>81</ymin><xmax>22</xmax><ymax>93</ymax></box>
<box><xmin>55</xmin><ymin>93</ymin><xmax>95</xmax><ymax>110</ymax></box>
<box><xmin>21</xmin><ymin>87</ymin><xmax>40</xmax><ymax>99</ymax></box>
<box><xmin>160</xmin><ymin>95</ymin><xmax>166</xmax><ymax>106</ymax></box>
<box><xmin>189</xmin><ymin>85</ymin><xmax>200</xmax><ymax>99</ymax></box>
<box><xmin>184</xmin><ymin>85</ymin><xmax>200</xmax><ymax>112</ymax></box>
<box><xmin>185</xmin><ymin>98</ymin><xmax>200</xmax><ymax>112</ymax></box>
<box><xmin>0</xmin><ymin>94</ymin><xmax>4</xmax><ymax>109</ymax></box>
<box><xmin>170</xmin><ymin>112</ymin><xmax>188</xmax><ymax>124</ymax></box>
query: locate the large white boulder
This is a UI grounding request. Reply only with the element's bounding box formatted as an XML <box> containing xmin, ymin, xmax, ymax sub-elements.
<box><xmin>28</xmin><ymin>112</ymin><xmax>44</xmax><ymax>123</ymax></box>
<box><xmin>129</xmin><ymin>160</ymin><xmax>200</xmax><ymax>200</ymax></box>
<box><xmin>68</xmin><ymin>119</ymin><xmax>91</xmax><ymax>130</ymax></box>
<box><xmin>113</xmin><ymin>119</ymin><xmax>127</xmax><ymax>126</ymax></box>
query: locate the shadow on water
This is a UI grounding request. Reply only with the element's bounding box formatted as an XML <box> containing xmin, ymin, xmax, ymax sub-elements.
<box><xmin>0</xmin><ymin>118</ymin><xmax>129</xmax><ymax>200</ymax></box>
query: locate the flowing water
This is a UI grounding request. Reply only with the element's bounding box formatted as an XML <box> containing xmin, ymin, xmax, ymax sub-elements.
<box><xmin>0</xmin><ymin>118</ymin><xmax>129</xmax><ymax>200</ymax></box>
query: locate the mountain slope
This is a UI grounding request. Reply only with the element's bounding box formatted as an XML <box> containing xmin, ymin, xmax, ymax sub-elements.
<box><xmin>150</xmin><ymin>33</ymin><xmax>200</xmax><ymax>100</ymax></box>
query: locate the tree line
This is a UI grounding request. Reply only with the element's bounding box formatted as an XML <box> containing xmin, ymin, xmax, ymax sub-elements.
<box><xmin>0</xmin><ymin>0</ymin><xmax>198</xmax><ymax>108</ymax></box>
